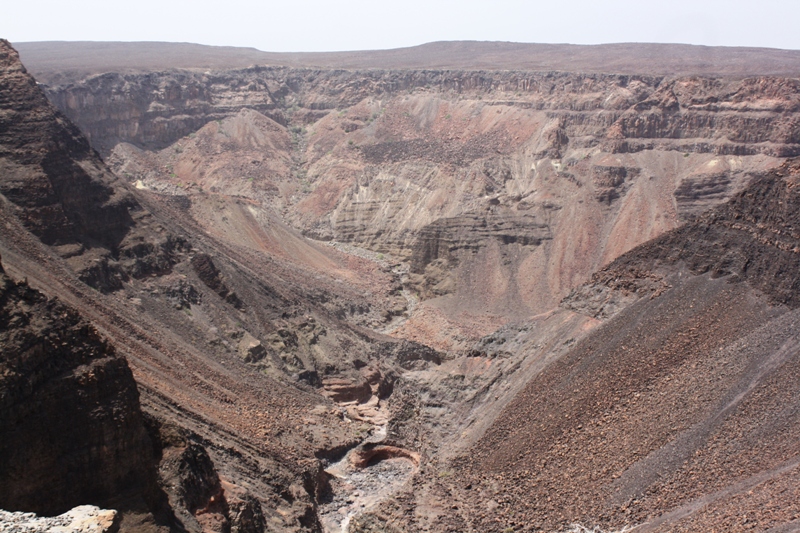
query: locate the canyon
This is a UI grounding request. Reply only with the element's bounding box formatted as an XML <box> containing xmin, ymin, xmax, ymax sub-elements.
<box><xmin>2</xmin><ymin>39</ymin><xmax>800</xmax><ymax>533</ymax></box>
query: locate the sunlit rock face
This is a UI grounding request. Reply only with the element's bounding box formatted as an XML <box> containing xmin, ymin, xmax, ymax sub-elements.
<box><xmin>40</xmin><ymin>61</ymin><xmax>798</xmax><ymax>347</ymax></box>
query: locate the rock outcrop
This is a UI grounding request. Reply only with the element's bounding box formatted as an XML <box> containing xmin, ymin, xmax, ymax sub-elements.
<box><xmin>0</xmin><ymin>505</ymin><xmax>118</xmax><ymax>533</ymax></box>
<box><xmin>190</xmin><ymin>253</ymin><xmax>243</xmax><ymax>309</ymax></box>
<box><xmin>0</xmin><ymin>40</ymin><xmax>188</xmax><ymax>293</ymax></box>
<box><xmin>0</xmin><ymin>258</ymin><xmax>159</xmax><ymax>517</ymax></box>
<box><xmin>568</xmin><ymin>158</ymin><xmax>800</xmax><ymax>317</ymax></box>
<box><xmin>146</xmin><ymin>417</ymin><xmax>267</xmax><ymax>533</ymax></box>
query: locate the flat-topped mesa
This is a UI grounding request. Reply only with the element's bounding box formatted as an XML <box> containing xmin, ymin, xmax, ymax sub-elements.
<box><xmin>16</xmin><ymin>41</ymin><xmax>800</xmax><ymax>79</ymax></box>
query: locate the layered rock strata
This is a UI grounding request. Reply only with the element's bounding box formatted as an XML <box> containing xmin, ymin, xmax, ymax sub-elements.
<box><xmin>32</xmin><ymin>60</ymin><xmax>799</xmax><ymax>344</ymax></box>
<box><xmin>372</xmin><ymin>160</ymin><xmax>800</xmax><ymax>532</ymax></box>
<box><xmin>7</xmin><ymin>38</ymin><xmax>800</xmax><ymax>532</ymax></box>
<box><xmin>0</xmin><ymin>39</ymin><xmax>445</xmax><ymax>532</ymax></box>
<box><xmin>0</xmin><ymin>40</ymin><xmax>187</xmax><ymax>293</ymax></box>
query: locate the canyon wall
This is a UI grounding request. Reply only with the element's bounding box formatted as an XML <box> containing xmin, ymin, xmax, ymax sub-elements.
<box><xmin>7</xmin><ymin>39</ymin><xmax>800</xmax><ymax>532</ymax></box>
<box><xmin>34</xmin><ymin>65</ymin><xmax>800</xmax><ymax>346</ymax></box>
<box><xmin>1</xmin><ymin>39</ymin><xmax>444</xmax><ymax>532</ymax></box>
<box><xmin>40</xmin><ymin>69</ymin><xmax>800</xmax><ymax>159</ymax></box>
<box><xmin>354</xmin><ymin>161</ymin><xmax>800</xmax><ymax>533</ymax></box>
<box><xmin>443</xmin><ymin>159</ymin><xmax>800</xmax><ymax>533</ymax></box>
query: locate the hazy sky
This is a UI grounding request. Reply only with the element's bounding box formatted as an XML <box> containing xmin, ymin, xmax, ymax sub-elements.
<box><xmin>4</xmin><ymin>0</ymin><xmax>799</xmax><ymax>52</ymax></box>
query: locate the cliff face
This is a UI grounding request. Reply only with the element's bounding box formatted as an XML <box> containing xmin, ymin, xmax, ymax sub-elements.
<box><xmin>40</xmin><ymin>69</ymin><xmax>800</xmax><ymax>159</ymax></box>
<box><xmin>9</xmin><ymin>40</ymin><xmax>800</xmax><ymax>532</ymax></box>
<box><xmin>0</xmin><ymin>40</ymin><xmax>445</xmax><ymax>532</ymax></box>
<box><xmin>40</xmin><ymin>69</ymin><xmax>667</xmax><ymax>156</ymax></box>
<box><xmin>0</xmin><ymin>256</ymin><xmax>269</xmax><ymax>533</ymax></box>
<box><xmin>0</xmin><ymin>41</ymin><xmax>188</xmax><ymax>293</ymax></box>
<box><xmin>0</xmin><ymin>43</ymin><xmax>133</xmax><ymax>247</ymax></box>
<box><xmin>36</xmin><ymin>63</ymin><xmax>800</xmax><ymax>347</ymax></box>
<box><xmin>0</xmin><ymin>258</ymin><xmax>157</xmax><ymax>516</ymax></box>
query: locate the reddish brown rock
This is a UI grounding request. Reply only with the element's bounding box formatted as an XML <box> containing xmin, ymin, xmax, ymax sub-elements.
<box><xmin>322</xmin><ymin>377</ymin><xmax>373</xmax><ymax>404</ymax></box>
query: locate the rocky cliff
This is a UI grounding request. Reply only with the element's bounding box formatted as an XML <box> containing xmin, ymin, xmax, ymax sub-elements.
<box><xmin>363</xmin><ymin>160</ymin><xmax>800</xmax><ymax>533</ymax></box>
<box><xmin>32</xmin><ymin>61</ymin><xmax>799</xmax><ymax>347</ymax></box>
<box><xmin>0</xmin><ymin>256</ymin><xmax>159</xmax><ymax>517</ymax></box>
<box><xmin>36</xmin><ymin>69</ymin><xmax>800</xmax><ymax>159</ymax></box>
<box><xmin>8</xmin><ymin>39</ymin><xmax>800</xmax><ymax>532</ymax></box>
<box><xmin>0</xmin><ymin>251</ymin><xmax>286</xmax><ymax>533</ymax></box>
<box><xmin>0</xmin><ymin>41</ymin><xmax>187</xmax><ymax>293</ymax></box>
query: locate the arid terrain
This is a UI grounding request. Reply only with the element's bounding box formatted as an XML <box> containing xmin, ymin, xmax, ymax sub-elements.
<box><xmin>15</xmin><ymin>41</ymin><xmax>800</xmax><ymax>79</ymax></box>
<box><xmin>2</xmin><ymin>39</ymin><xmax>800</xmax><ymax>533</ymax></box>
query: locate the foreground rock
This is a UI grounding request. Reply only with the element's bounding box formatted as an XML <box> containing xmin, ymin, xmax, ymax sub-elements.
<box><xmin>0</xmin><ymin>505</ymin><xmax>117</xmax><ymax>533</ymax></box>
<box><xmin>0</xmin><ymin>257</ymin><xmax>161</xmax><ymax>518</ymax></box>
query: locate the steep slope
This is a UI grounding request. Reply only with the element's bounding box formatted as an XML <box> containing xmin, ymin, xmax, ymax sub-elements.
<box><xmin>9</xmin><ymin>38</ymin><xmax>800</xmax><ymax>532</ymax></box>
<box><xmin>365</xmin><ymin>160</ymin><xmax>800</xmax><ymax>532</ymax></box>
<box><xmin>0</xmin><ymin>39</ymin><xmax>187</xmax><ymax>293</ymax></box>
<box><xmin>0</xmin><ymin>247</ymin><xmax>286</xmax><ymax>533</ymax></box>
<box><xmin>0</xmin><ymin>39</ymin><xmax>439</xmax><ymax>533</ymax></box>
<box><xmin>0</xmin><ymin>256</ymin><xmax>161</xmax><ymax>518</ymax></box>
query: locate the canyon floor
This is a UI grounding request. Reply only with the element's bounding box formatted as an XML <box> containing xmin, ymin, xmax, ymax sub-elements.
<box><xmin>2</xmin><ymin>40</ymin><xmax>800</xmax><ymax>533</ymax></box>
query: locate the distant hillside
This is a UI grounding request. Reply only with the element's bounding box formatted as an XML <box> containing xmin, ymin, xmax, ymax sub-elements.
<box><xmin>15</xmin><ymin>40</ymin><xmax>800</xmax><ymax>83</ymax></box>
